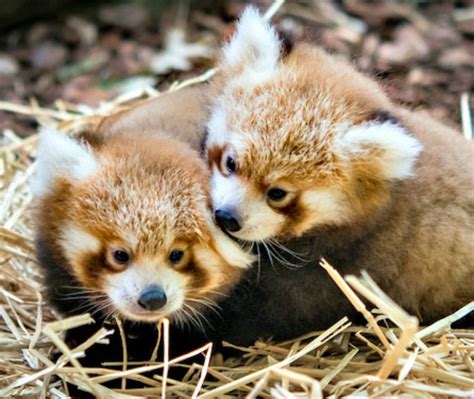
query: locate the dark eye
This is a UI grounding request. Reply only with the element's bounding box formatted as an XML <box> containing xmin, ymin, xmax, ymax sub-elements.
<box><xmin>267</xmin><ymin>188</ymin><xmax>287</xmax><ymax>201</ymax></box>
<box><xmin>169</xmin><ymin>249</ymin><xmax>184</xmax><ymax>264</ymax></box>
<box><xmin>112</xmin><ymin>249</ymin><xmax>130</xmax><ymax>264</ymax></box>
<box><xmin>226</xmin><ymin>156</ymin><xmax>236</xmax><ymax>173</ymax></box>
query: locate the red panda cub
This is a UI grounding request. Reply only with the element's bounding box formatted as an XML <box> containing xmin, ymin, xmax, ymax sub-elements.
<box><xmin>203</xmin><ymin>7</ymin><xmax>473</xmax><ymax>339</ymax></box>
<box><xmin>31</xmin><ymin>92</ymin><xmax>252</xmax><ymax>333</ymax></box>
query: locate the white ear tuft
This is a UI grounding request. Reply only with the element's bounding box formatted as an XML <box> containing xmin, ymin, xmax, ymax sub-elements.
<box><xmin>343</xmin><ymin>120</ymin><xmax>423</xmax><ymax>180</ymax></box>
<box><xmin>31</xmin><ymin>127</ymin><xmax>98</xmax><ymax>197</ymax></box>
<box><xmin>223</xmin><ymin>6</ymin><xmax>280</xmax><ymax>75</ymax></box>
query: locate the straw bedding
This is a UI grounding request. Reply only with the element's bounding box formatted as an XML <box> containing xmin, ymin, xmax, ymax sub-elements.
<box><xmin>0</xmin><ymin>5</ymin><xmax>473</xmax><ymax>398</ymax></box>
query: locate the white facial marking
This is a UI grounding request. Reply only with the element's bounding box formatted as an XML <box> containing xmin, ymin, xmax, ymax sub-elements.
<box><xmin>105</xmin><ymin>261</ymin><xmax>188</xmax><ymax>322</ymax></box>
<box><xmin>209</xmin><ymin>224</ymin><xmax>254</xmax><ymax>268</ymax></box>
<box><xmin>206</xmin><ymin>106</ymin><xmax>228</xmax><ymax>148</ymax></box>
<box><xmin>298</xmin><ymin>189</ymin><xmax>350</xmax><ymax>233</ymax></box>
<box><xmin>31</xmin><ymin>127</ymin><xmax>98</xmax><ymax>197</ymax></box>
<box><xmin>237</xmin><ymin>199</ymin><xmax>285</xmax><ymax>241</ymax></box>
<box><xmin>210</xmin><ymin>166</ymin><xmax>243</xmax><ymax>213</ymax></box>
<box><xmin>343</xmin><ymin>121</ymin><xmax>422</xmax><ymax>180</ymax></box>
<box><xmin>60</xmin><ymin>224</ymin><xmax>100</xmax><ymax>261</ymax></box>
<box><xmin>210</xmin><ymin>167</ymin><xmax>285</xmax><ymax>241</ymax></box>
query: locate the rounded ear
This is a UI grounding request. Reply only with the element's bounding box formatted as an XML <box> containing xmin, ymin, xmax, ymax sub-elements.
<box><xmin>222</xmin><ymin>6</ymin><xmax>281</xmax><ymax>78</ymax></box>
<box><xmin>341</xmin><ymin>114</ymin><xmax>422</xmax><ymax>181</ymax></box>
<box><xmin>31</xmin><ymin>127</ymin><xmax>98</xmax><ymax>197</ymax></box>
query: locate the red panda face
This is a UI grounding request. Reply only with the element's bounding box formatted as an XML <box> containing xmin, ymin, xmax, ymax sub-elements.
<box><xmin>32</xmin><ymin>129</ymin><xmax>252</xmax><ymax>323</ymax></box>
<box><xmin>206</xmin><ymin>96</ymin><xmax>352</xmax><ymax>242</ymax></box>
<box><xmin>206</xmin><ymin>7</ymin><xmax>422</xmax><ymax>242</ymax></box>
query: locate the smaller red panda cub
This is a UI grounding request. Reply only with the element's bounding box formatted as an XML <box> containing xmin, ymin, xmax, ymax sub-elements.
<box><xmin>204</xmin><ymin>7</ymin><xmax>473</xmax><ymax>325</ymax></box>
<box><xmin>31</xmin><ymin>113</ymin><xmax>252</xmax><ymax>326</ymax></box>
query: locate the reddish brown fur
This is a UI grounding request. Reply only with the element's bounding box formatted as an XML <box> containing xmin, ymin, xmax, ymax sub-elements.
<box><xmin>34</xmin><ymin>87</ymin><xmax>246</xmax><ymax>324</ymax></box>
<box><xmin>206</xmin><ymin>144</ymin><xmax>225</xmax><ymax>173</ymax></box>
<box><xmin>206</xmin><ymin>36</ymin><xmax>474</xmax><ymax>323</ymax></box>
<box><xmin>93</xmin><ymin>86</ymin><xmax>211</xmax><ymax>152</ymax></box>
<box><xmin>37</xmin><ymin>136</ymin><xmax>236</xmax><ymax>284</ymax></box>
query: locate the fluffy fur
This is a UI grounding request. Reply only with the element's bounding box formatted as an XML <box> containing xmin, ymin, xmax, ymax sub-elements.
<box><xmin>31</xmin><ymin>25</ymin><xmax>472</xmax><ymax>383</ymax></box>
<box><xmin>204</xmin><ymin>7</ymin><xmax>474</xmax><ymax>332</ymax></box>
<box><xmin>32</xmin><ymin>90</ymin><xmax>253</xmax><ymax>329</ymax></box>
<box><xmin>32</xmin><ymin>128</ymin><xmax>98</xmax><ymax>197</ymax></box>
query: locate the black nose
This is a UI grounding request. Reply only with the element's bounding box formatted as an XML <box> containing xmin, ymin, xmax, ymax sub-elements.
<box><xmin>215</xmin><ymin>209</ymin><xmax>241</xmax><ymax>232</ymax></box>
<box><xmin>138</xmin><ymin>286</ymin><xmax>167</xmax><ymax>311</ymax></box>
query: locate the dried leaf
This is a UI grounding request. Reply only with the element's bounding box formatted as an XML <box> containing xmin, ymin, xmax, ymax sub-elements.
<box><xmin>150</xmin><ymin>29</ymin><xmax>214</xmax><ymax>75</ymax></box>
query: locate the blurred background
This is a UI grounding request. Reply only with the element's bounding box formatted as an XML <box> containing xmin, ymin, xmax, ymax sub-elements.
<box><xmin>0</xmin><ymin>0</ymin><xmax>472</xmax><ymax>136</ymax></box>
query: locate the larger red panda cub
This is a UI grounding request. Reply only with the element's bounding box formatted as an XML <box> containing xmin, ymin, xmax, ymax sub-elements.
<box><xmin>204</xmin><ymin>7</ymin><xmax>474</xmax><ymax>327</ymax></box>
<box><xmin>31</xmin><ymin>101</ymin><xmax>252</xmax><ymax>327</ymax></box>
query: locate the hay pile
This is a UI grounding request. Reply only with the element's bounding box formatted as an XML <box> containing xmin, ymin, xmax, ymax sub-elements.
<box><xmin>1</xmin><ymin>2</ymin><xmax>473</xmax><ymax>396</ymax></box>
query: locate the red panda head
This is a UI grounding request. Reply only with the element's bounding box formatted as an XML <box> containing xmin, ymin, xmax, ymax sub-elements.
<box><xmin>32</xmin><ymin>128</ymin><xmax>252</xmax><ymax>323</ymax></box>
<box><xmin>206</xmin><ymin>7</ymin><xmax>422</xmax><ymax>242</ymax></box>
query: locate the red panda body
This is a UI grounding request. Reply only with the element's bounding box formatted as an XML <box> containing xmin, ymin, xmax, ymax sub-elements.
<box><xmin>31</xmin><ymin>88</ymin><xmax>253</xmax><ymax>377</ymax></box>
<box><xmin>32</xmin><ymin>7</ymin><xmax>473</xmax><ymax>373</ymax></box>
<box><xmin>202</xmin><ymin>7</ymin><xmax>474</xmax><ymax>340</ymax></box>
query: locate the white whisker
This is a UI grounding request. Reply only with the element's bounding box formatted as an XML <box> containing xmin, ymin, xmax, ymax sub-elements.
<box><xmin>268</xmin><ymin>238</ymin><xmax>308</xmax><ymax>262</ymax></box>
<box><xmin>255</xmin><ymin>241</ymin><xmax>262</xmax><ymax>282</ymax></box>
<box><xmin>260</xmin><ymin>240</ymin><xmax>274</xmax><ymax>269</ymax></box>
<box><xmin>265</xmin><ymin>239</ymin><xmax>308</xmax><ymax>269</ymax></box>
